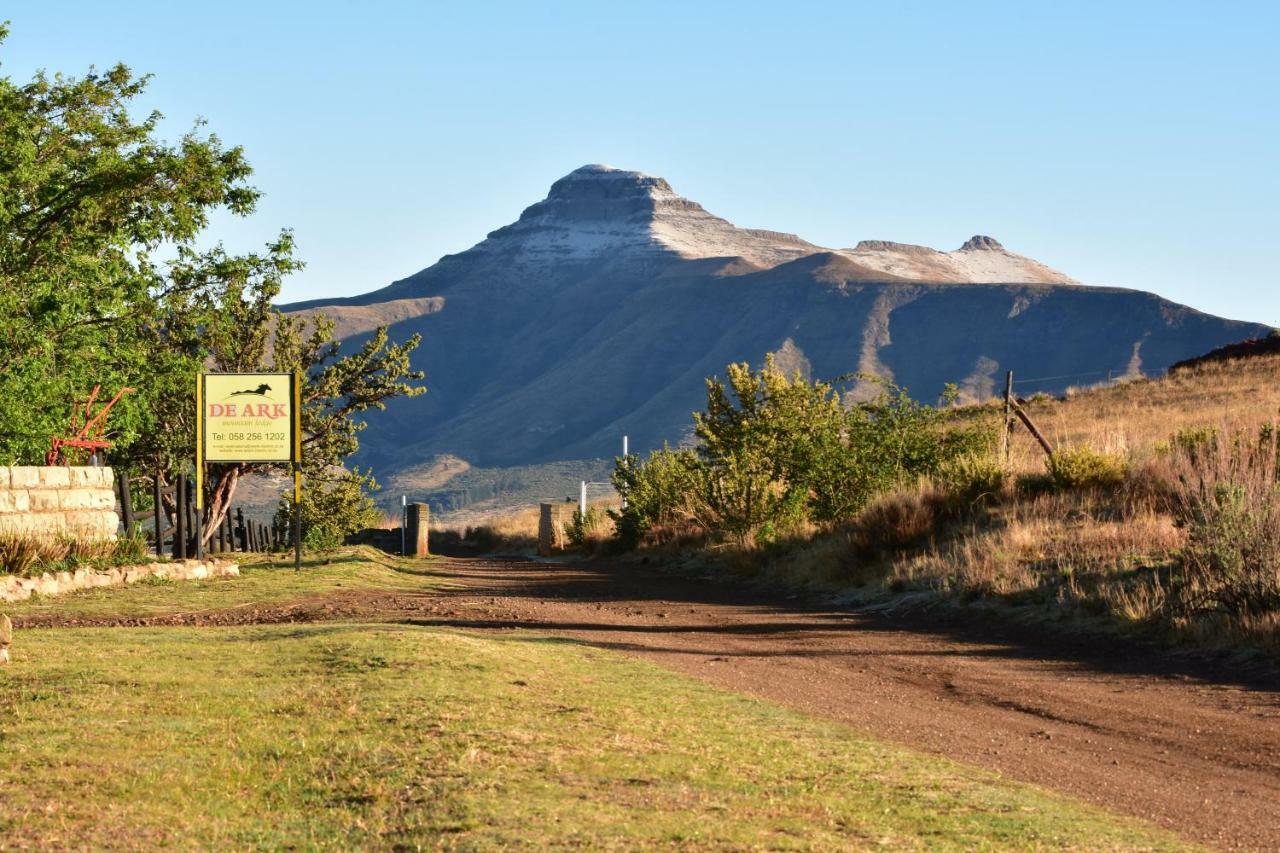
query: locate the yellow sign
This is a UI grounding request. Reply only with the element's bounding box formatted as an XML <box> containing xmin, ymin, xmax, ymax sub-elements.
<box><xmin>201</xmin><ymin>373</ymin><xmax>297</xmax><ymax>463</ymax></box>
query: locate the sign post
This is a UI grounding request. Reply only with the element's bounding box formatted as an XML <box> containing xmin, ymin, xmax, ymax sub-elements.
<box><xmin>195</xmin><ymin>378</ymin><xmax>204</xmax><ymax>560</ymax></box>
<box><xmin>293</xmin><ymin>371</ymin><xmax>302</xmax><ymax>572</ymax></box>
<box><xmin>199</xmin><ymin>372</ymin><xmax>301</xmax><ymax>568</ymax></box>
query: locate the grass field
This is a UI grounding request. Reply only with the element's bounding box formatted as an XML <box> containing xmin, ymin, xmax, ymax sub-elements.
<box><xmin>0</xmin><ymin>553</ymin><xmax>1181</xmax><ymax>849</ymax></box>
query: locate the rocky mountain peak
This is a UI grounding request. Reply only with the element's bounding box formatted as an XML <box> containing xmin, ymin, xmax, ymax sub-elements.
<box><xmin>959</xmin><ymin>235</ymin><xmax>1004</xmax><ymax>252</ymax></box>
<box><xmin>477</xmin><ymin>165</ymin><xmax>817</xmax><ymax>267</ymax></box>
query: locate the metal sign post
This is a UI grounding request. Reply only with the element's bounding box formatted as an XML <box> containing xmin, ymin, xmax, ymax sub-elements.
<box><xmin>293</xmin><ymin>371</ymin><xmax>302</xmax><ymax>572</ymax></box>
<box><xmin>195</xmin><ymin>377</ymin><xmax>204</xmax><ymax>560</ymax></box>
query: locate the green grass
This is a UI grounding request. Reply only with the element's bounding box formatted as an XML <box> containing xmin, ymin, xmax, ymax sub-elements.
<box><xmin>0</xmin><ymin>620</ymin><xmax>1182</xmax><ymax>849</ymax></box>
<box><xmin>5</xmin><ymin>546</ymin><xmax>451</xmax><ymax>621</ymax></box>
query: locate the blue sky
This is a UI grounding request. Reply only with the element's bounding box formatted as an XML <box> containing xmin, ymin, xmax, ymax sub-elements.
<box><xmin>3</xmin><ymin>1</ymin><xmax>1277</xmax><ymax>323</ymax></box>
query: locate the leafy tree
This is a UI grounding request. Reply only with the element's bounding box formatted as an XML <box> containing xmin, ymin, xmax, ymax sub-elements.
<box><xmin>159</xmin><ymin>251</ymin><xmax>424</xmax><ymax>547</ymax></box>
<box><xmin>0</xmin><ymin>25</ymin><xmax>257</xmax><ymax>464</ymax></box>
<box><xmin>0</xmin><ymin>28</ymin><xmax>426</xmax><ymax>548</ymax></box>
<box><xmin>609</xmin><ymin>444</ymin><xmax>703</xmax><ymax>547</ymax></box>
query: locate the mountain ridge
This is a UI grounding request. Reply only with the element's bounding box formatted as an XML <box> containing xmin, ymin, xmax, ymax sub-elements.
<box><xmin>279</xmin><ymin>165</ymin><xmax>1269</xmax><ymax>484</ymax></box>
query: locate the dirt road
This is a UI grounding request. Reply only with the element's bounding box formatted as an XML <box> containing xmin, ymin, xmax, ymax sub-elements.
<box><xmin>413</xmin><ymin>556</ymin><xmax>1280</xmax><ymax>850</ymax></box>
<box><xmin>21</xmin><ymin>554</ymin><xmax>1280</xmax><ymax>847</ymax></box>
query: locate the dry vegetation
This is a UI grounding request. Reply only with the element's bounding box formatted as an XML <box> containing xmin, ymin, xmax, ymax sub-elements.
<box><xmin>1023</xmin><ymin>354</ymin><xmax>1280</xmax><ymax>452</ymax></box>
<box><xmin>429</xmin><ymin>497</ymin><xmax>623</xmax><ymax>556</ymax></box>
<box><xmin>640</xmin><ymin>354</ymin><xmax>1280</xmax><ymax>654</ymax></box>
<box><xmin>832</xmin><ymin>355</ymin><xmax>1280</xmax><ymax>651</ymax></box>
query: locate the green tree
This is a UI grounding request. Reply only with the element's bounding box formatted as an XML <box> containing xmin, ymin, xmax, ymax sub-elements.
<box><xmin>0</xmin><ymin>28</ymin><xmax>426</xmax><ymax>548</ymax></box>
<box><xmin>0</xmin><ymin>25</ymin><xmax>257</xmax><ymax>463</ymax></box>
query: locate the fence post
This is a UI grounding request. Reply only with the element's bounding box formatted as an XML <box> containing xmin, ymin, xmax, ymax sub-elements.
<box><xmin>174</xmin><ymin>475</ymin><xmax>186</xmax><ymax>559</ymax></box>
<box><xmin>153</xmin><ymin>473</ymin><xmax>164</xmax><ymax>557</ymax></box>
<box><xmin>1003</xmin><ymin>366</ymin><xmax>1013</xmax><ymax>461</ymax></box>
<box><xmin>406</xmin><ymin>503</ymin><xmax>430</xmax><ymax>557</ymax></box>
<box><xmin>538</xmin><ymin>503</ymin><xmax>565</xmax><ymax>557</ymax></box>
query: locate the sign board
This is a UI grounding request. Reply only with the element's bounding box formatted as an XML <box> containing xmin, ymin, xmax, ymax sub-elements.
<box><xmin>201</xmin><ymin>373</ymin><xmax>297</xmax><ymax>463</ymax></box>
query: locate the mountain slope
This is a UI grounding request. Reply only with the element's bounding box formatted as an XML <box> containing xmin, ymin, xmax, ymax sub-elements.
<box><xmin>283</xmin><ymin>165</ymin><xmax>1269</xmax><ymax>481</ymax></box>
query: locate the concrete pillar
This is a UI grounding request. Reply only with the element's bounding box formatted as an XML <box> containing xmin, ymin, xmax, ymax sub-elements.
<box><xmin>405</xmin><ymin>502</ymin><xmax>430</xmax><ymax>557</ymax></box>
<box><xmin>538</xmin><ymin>502</ymin><xmax>566</xmax><ymax>557</ymax></box>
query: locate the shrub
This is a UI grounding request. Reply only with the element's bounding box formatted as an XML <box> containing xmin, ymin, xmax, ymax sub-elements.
<box><xmin>1169</xmin><ymin>430</ymin><xmax>1280</xmax><ymax>629</ymax></box>
<box><xmin>938</xmin><ymin>454</ymin><xmax>1005</xmax><ymax>504</ymax></box>
<box><xmin>0</xmin><ymin>533</ymin><xmax>42</xmax><ymax>574</ymax></box>
<box><xmin>611</xmin><ymin>446</ymin><xmax>704</xmax><ymax>547</ymax></box>
<box><xmin>1046</xmin><ymin>446</ymin><xmax>1128</xmax><ymax>490</ymax></box>
<box><xmin>610</xmin><ymin>360</ymin><xmax>998</xmax><ymax>549</ymax></box>
<box><xmin>276</xmin><ymin>466</ymin><xmax>381</xmax><ymax>552</ymax></box>
<box><xmin>112</xmin><ymin>525</ymin><xmax>150</xmax><ymax>563</ymax></box>
<box><xmin>566</xmin><ymin>505</ymin><xmax>612</xmax><ymax>549</ymax></box>
<box><xmin>846</xmin><ymin>485</ymin><xmax>945</xmax><ymax>564</ymax></box>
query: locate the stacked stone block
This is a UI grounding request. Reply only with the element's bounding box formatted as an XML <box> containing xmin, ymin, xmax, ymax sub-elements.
<box><xmin>0</xmin><ymin>466</ymin><xmax>118</xmax><ymax>540</ymax></box>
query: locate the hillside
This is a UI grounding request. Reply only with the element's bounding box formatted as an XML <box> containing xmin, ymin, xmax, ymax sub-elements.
<box><xmin>282</xmin><ymin>165</ymin><xmax>1269</xmax><ymax>497</ymax></box>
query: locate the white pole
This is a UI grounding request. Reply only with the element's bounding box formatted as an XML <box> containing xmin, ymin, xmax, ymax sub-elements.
<box><xmin>621</xmin><ymin>435</ymin><xmax>629</xmax><ymax>510</ymax></box>
<box><xmin>579</xmin><ymin>480</ymin><xmax>587</xmax><ymax>517</ymax></box>
<box><xmin>400</xmin><ymin>495</ymin><xmax>407</xmax><ymax>556</ymax></box>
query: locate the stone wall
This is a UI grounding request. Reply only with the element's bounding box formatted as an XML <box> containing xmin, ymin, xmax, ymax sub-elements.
<box><xmin>1</xmin><ymin>558</ymin><xmax>239</xmax><ymax>603</ymax></box>
<box><xmin>0</xmin><ymin>466</ymin><xmax>118</xmax><ymax>540</ymax></box>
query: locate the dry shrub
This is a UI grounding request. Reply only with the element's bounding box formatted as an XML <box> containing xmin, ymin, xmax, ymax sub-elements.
<box><xmin>68</xmin><ymin>537</ymin><xmax>114</xmax><ymax>561</ymax></box>
<box><xmin>0</xmin><ymin>533</ymin><xmax>44</xmax><ymax>575</ymax></box>
<box><xmin>0</xmin><ymin>533</ymin><xmax>73</xmax><ymax>575</ymax></box>
<box><xmin>1046</xmin><ymin>445</ymin><xmax>1128</xmax><ymax>490</ymax></box>
<box><xmin>1167</xmin><ymin>430</ymin><xmax>1280</xmax><ymax>640</ymax></box>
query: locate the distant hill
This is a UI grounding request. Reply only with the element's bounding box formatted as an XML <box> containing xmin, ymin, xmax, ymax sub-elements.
<box><xmin>282</xmin><ymin>164</ymin><xmax>1270</xmax><ymax>504</ymax></box>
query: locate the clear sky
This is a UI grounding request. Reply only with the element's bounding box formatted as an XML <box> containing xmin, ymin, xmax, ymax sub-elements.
<box><xmin>3</xmin><ymin>1</ymin><xmax>1277</xmax><ymax>323</ymax></box>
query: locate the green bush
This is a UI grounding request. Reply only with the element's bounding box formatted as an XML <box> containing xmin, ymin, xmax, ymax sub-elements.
<box><xmin>611</xmin><ymin>445</ymin><xmax>703</xmax><ymax>547</ymax></box>
<box><xmin>112</xmin><ymin>525</ymin><xmax>150</xmax><ymax>564</ymax></box>
<box><xmin>276</xmin><ymin>466</ymin><xmax>381</xmax><ymax>553</ymax></box>
<box><xmin>565</xmin><ymin>506</ymin><xmax>611</xmax><ymax>548</ymax></box>
<box><xmin>1046</xmin><ymin>446</ymin><xmax>1128</xmax><ymax>490</ymax></box>
<box><xmin>610</xmin><ymin>360</ymin><xmax>997</xmax><ymax>547</ymax></box>
<box><xmin>938</xmin><ymin>454</ymin><xmax>1006</xmax><ymax>503</ymax></box>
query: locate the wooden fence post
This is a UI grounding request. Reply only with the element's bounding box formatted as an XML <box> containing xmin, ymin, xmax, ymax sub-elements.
<box><xmin>117</xmin><ymin>469</ymin><xmax>134</xmax><ymax>536</ymax></box>
<box><xmin>174</xmin><ymin>475</ymin><xmax>186</xmax><ymax>559</ymax></box>
<box><xmin>1002</xmin><ymin>370</ymin><xmax>1014</xmax><ymax>465</ymax></box>
<box><xmin>1011</xmin><ymin>398</ymin><xmax>1055</xmax><ymax>458</ymax></box>
<box><xmin>153</xmin><ymin>473</ymin><xmax>164</xmax><ymax>557</ymax></box>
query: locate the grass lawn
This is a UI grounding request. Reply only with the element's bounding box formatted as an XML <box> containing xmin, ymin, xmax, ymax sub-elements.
<box><xmin>0</xmin><ymin>555</ymin><xmax>1183</xmax><ymax>849</ymax></box>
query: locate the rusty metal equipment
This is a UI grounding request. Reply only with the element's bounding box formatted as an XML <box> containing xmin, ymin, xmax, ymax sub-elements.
<box><xmin>46</xmin><ymin>385</ymin><xmax>136</xmax><ymax>466</ymax></box>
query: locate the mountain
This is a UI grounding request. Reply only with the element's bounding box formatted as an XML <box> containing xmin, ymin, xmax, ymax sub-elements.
<box><xmin>283</xmin><ymin>164</ymin><xmax>1270</xmax><ymax>496</ymax></box>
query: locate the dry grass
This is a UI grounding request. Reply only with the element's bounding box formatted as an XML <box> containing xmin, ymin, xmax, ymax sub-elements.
<box><xmin>1018</xmin><ymin>354</ymin><xmax>1280</xmax><ymax>460</ymax></box>
<box><xmin>734</xmin><ymin>355</ymin><xmax>1280</xmax><ymax>651</ymax></box>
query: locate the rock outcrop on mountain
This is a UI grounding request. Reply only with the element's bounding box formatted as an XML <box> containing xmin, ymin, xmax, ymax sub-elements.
<box><xmin>284</xmin><ymin>165</ymin><xmax>1269</xmax><ymax>478</ymax></box>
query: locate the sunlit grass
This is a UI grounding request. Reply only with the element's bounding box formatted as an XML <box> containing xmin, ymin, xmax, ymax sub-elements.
<box><xmin>0</xmin><ymin>621</ymin><xmax>1180</xmax><ymax>849</ymax></box>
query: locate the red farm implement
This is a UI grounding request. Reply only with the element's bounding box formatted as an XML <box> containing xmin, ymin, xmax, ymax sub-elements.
<box><xmin>46</xmin><ymin>385</ymin><xmax>135</xmax><ymax>466</ymax></box>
